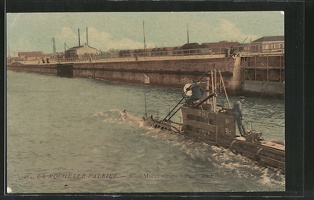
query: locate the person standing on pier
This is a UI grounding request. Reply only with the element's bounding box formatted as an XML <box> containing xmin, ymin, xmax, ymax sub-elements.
<box><xmin>234</xmin><ymin>96</ymin><xmax>246</xmax><ymax>137</ymax></box>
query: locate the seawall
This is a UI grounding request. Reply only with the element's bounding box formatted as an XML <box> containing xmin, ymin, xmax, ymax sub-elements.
<box><xmin>242</xmin><ymin>80</ymin><xmax>285</xmax><ymax>96</ymax></box>
<box><xmin>7</xmin><ymin>56</ymin><xmax>284</xmax><ymax>97</ymax></box>
<box><xmin>8</xmin><ymin>57</ymin><xmax>242</xmax><ymax>93</ymax></box>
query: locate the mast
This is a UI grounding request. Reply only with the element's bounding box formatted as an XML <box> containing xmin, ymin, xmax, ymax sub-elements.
<box><xmin>86</xmin><ymin>27</ymin><xmax>89</xmax><ymax>46</ymax></box>
<box><xmin>218</xmin><ymin>70</ymin><xmax>231</xmax><ymax>108</ymax></box>
<box><xmin>143</xmin><ymin>20</ymin><xmax>146</xmax><ymax>56</ymax></box>
<box><xmin>206</xmin><ymin>74</ymin><xmax>210</xmax><ymax>104</ymax></box>
<box><xmin>144</xmin><ymin>91</ymin><xmax>147</xmax><ymax>118</ymax></box>
<box><xmin>187</xmin><ymin>23</ymin><xmax>190</xmax><ymax>44</ymax></box>
<box><xmin>211</xmin><ymin>71</ymin><xmax>215</xmax><ymax>111</ymax></box>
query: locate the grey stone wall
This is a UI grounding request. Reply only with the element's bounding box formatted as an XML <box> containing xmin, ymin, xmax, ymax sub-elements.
<box><xmin>7</xmin><ymin>57</ymin><xmax>239</xmax><ymax>90</ymax></box>
<box><xmin>242</xmin><ymin>80</ymin><xmax>284</xmax><ymax>95</ymax></box>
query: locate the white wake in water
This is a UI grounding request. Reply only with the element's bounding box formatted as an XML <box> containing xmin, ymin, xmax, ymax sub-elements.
<box><xmin>92</xmin><ymin>109</ymin><xmax>126</xmax><ymax>124</ymax></box>
<box><xmin>93</xmin><ymin>109</ymin><xmax>285</xmax><ymax>188</ymax></box>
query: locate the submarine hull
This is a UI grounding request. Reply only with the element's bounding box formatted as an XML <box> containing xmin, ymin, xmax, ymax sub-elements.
<box><xmin>142</xmin><ymin>105</ymin><xmax>285</xmax><ymax>173</ymax></box>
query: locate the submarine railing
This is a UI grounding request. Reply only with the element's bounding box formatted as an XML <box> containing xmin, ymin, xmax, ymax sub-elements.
<box><xmin>164</xmin><ymin>105</ymin><xmax>183</xmax><ymax>122</ymax></box>
<box><xmin>162</xmin><ymin>97</ymin><xmax>186</xmax><ymax>121</ymax></box>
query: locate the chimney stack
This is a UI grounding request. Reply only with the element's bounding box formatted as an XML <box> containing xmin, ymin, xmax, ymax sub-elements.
<box><xmin>78</xmin><ymin>29</ymin><xmax>81</xmax><ymax>46</ymax></box>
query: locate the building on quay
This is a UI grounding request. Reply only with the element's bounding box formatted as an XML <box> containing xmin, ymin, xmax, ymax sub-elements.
<box><xmin>201</xmin><ymin>41</ymin><xmax>241</xmax><ymax>56</ymax></box>
<box><xmin>7</xmin><ymin>35</ymin><xmax>285</xmax><ymax>96</ymax></box>
<box><xmin>64</xmin><ymin>45</ymin><xmax>99</xmax><ymax>60</ymax></box>
<box><xmin>17</xmin><ymin>51</ymin><xmax>44</xmax><ymax>61</ymax></box>
<box><xmin>238</xmin><ymin>36</ymin><xmax>285</xmax><ymax>96</ymax></box>
<box><xmin>248</xmin><ymin>36</ymin><xmax>284</xmax><ymax>53</ymax></box>
<box><xmin>117</xmin><ymin>41</ymin><xmax>243</xmax><ymax>58</ymax></box>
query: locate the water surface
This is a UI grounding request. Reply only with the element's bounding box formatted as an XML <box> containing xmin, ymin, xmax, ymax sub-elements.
<box><xmin>7</xmin><ymin>71</ymin><xmax>285</xmax><ymax>193</ymax></box>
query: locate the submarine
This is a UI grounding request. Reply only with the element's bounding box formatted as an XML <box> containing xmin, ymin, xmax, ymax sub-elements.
<box><xmin>125</xmin><ymin>70</ymin><xmax>285</xmax><ymax>173</ymax></box>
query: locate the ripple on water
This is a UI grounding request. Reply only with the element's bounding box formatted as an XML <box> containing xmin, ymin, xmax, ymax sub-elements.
<box><xmin>7</xmin><ymin>71</ymin><xmax>285</xmax><ymax>193</ymax></box>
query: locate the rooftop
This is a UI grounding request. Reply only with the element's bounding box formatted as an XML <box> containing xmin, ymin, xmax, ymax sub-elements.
<box><xmin>18</xmin><ymin>51</ymin><xmax>43</xmax><ymax>57</ymax></box>
<box><xmin>252</xmin><ymin>36</ymin><xmax>284</xmax><ymax>43</ymax></box>
<box><xmin>201</xmin><ymin>42</ymin><xmax>241</xmax><ymax>48</ymax></box>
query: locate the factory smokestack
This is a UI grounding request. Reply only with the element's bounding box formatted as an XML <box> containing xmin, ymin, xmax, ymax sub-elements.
<box><xmin>86</xmin><ymin>27</ymin><xmax>88</xmax><ymax>46</ymax></box>
<box><xmin>52</xmin><ymin>37</ymin><xmax>56</xmax><ymax>54</ymax></box>
<box><xmin>78</xmin><ymin>29</ymin><xmax>81</xmax><ymax>46</ymax></box>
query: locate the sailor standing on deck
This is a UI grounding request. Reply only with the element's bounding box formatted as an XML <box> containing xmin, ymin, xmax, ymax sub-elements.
<box><xmin>234</xmin><ymin>96</ymin><xmax>246</xmax><ymax>137</ymax></box>
<box><xmin>184</xmin><ymin>80</ymin><xmax>205</xmax><ymax>105</ymax></box>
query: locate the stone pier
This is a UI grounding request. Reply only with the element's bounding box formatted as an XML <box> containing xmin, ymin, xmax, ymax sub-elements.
<box><xmin>7</xmin><ymin>56</ymin><xmax>242</xmax><ymax>93</ymax></box>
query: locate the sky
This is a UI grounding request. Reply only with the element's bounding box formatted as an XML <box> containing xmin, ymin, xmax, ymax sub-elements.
<box><xmin>6</xmin><ymin>11</ymin><xmax>284</xmax><ymax>55</ymax></box>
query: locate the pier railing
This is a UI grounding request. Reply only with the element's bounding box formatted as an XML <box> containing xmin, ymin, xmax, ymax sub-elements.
<box><xmin>8</xmin><ymin>42</ymin><xmax>285</xmax><ymax>65</ymax></box>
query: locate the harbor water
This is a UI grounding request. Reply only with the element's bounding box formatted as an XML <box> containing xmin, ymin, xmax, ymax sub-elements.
<box><xmin>6</xmin><ymin>71</ymin><xmax>285</xmax><ymax>193</ymax></box>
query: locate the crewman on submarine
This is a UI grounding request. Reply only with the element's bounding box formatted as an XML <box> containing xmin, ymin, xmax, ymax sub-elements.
<box><xmin>233</xmin><ymin>96</ymin><xmax>247</xmax><ymax>137</ymax></box>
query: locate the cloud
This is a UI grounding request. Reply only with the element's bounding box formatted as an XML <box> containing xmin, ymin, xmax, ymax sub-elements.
<box><xmin>56</xmin><ymin>27</ymin><xmax>77</xmax><ymax>40</ymax></box>
<box><xmin>55</xmin><ymin>27</ymin><xmax>82</xmax><ymax>47</ymax></box>
<box><xmin>7</xmin><ymin>13</ymin><xmax>22</xmax><ymax>30</ymax></box>
<box><xmin>195</xmin><ymin>19</ymin><xmax>258</xmax><ymax>43</ymax></box>
<box><xmin>55</xmin><ymin>27</ymin><xmax>154</xmax><ymax>51</ymax></box>
<box><xmin>87</xmin><ymin>27</ymin><xmax>146</xmax><ymax>50</ymax></box>
<box><xmin>215</xmin><ymin>19</ymin><xmax>258</xmax><ymax>42</ymax></box>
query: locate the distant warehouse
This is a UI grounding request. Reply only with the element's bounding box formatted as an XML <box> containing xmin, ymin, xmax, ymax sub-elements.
<box><xmin>64</xmin><ymin>45</ymin><xmax>99</xmax><ymax>60</ymax></box>
<box><xmin>201</xmin><ymin>41</ymin><xmax>241</xmax><ymax>55</ymax></box>
<box><xmin>250</xmin><ymin>36</ymin><xmax>284</xmax><ymax>53</ymax></box>
<box><xmin>18</xmin><ymin>51</ymin><xmax>43</xmax><ymax>61</ymax></box>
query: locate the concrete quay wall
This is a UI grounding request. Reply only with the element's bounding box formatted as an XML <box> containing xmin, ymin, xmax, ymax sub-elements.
<box><xmin>72</xmin><ymin>58</ymin><xmax>238</xmax><ymax>89</ymax></box>
<box><xmin>7</xmin><ymin>64</ymin><xmax>57</xmax><ymax>75</ymax></box>
<box><xmin>7</xmin><ymin>57</ymin><xmax>241</xmax><ymax>91</ymax></box>
<box><xmin>242</xmin><ymin>80</ymin><xmax>285</xmax><ymax>96</ymax></box>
